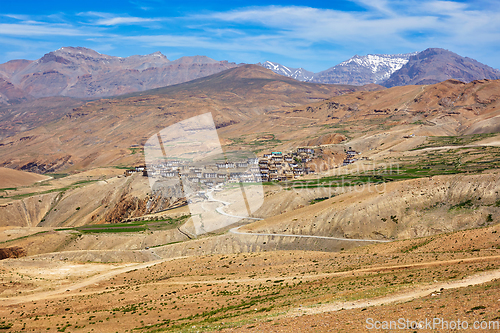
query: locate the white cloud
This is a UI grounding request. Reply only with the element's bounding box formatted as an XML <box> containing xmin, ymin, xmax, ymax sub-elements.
<box><xmin>186</xmin><ymin>2</ymin><xmax>500</xmax><ymax>58</ymax></box>
<box><xmin>78</xmin><ymin>11</ymin><xmax>162</xmax><ymax>26</ymax></box>
<box><xmin>0</xmin><ymin>23</ymin><xmax>88</xmax><ymax>37</ymax></box>
<box><xmin>95</xmin><ymin>16</ymin><xmax>160</xmax><ymax>26</ymax></box>
<box><xmin>1</xmin><ymin>1</ymin><xmax>499</xmax><ymax>71</ymax></box>
<box><xmin>124</xmin><ymin>34</ymin><xmax>214</xmax><ymax>48</ymax></box>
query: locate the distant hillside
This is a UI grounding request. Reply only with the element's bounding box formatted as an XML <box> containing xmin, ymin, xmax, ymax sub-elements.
<box><xmin>383</xmin><ymin>48</ymin><xmax>500</xmax><ymax>87</ymax></box>
<box><xmin>0</xmin><ymin>64</ymin><xmax>376</xmax><ymax>173</ymax></box>
<box><xmin>0</xmin><ymin>78</ymin><xmax>31</xmax><ymax>105</ymax></box>
<box><xmin>0</xmin><ymin>167</ymin><xmax>49</xmax><ymax>188</ymax></box>
<box><xmin>0</xmin><ymin>47</ymin><xmax>238</xmax><ymax>100</ymax></box>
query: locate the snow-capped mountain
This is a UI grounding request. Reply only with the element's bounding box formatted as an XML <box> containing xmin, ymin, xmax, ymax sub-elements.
<box><xmin>258</xmin><ymin>61</ymin><xmax>314</xmax><ymax>82</ymax></box>
<box><xmin>259</xmin><ymin>53</ymin><xmax>418</xmax><ymax>86</ymax></box>
<box><xmin>310</xmin><ymin>52</ymin><xmax>418</xmax><ymax>85</ymax></box>
<box><xmin>259</xmin><ymin>49</ymin><xmax>500</xmax><ymax>87</ymax></box>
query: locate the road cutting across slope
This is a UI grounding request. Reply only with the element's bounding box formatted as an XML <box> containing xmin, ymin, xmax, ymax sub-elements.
<box><xmin>206</xmin><ymin>187</ymin><xmax>389</xmax><ymax>243</ymax></box>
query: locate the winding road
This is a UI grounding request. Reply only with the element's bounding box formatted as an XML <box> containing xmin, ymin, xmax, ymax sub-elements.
<box><xmin>206</xmin><ymin>187</ymin><xmax>390</xmax><ymax>243</ymax></box>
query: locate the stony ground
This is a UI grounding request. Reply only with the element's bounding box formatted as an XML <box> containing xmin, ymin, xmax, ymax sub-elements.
<box><xmin>0</xmin><ymin>221</ymin><xmax>499</xmax><ymax>332</ymax></box>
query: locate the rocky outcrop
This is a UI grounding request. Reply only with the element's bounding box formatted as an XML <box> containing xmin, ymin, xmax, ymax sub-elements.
<box><xmin>103</xmin><ymin>194</ymin><xmax>148</xmax><ymax>224</ymax></box>
<box><xmin>18</xmin><ymin>155</ymin><xmax>73</xmax><ymax>174</ymax></box>
<box><xmin>0</xmin><ymin>246</ymin><xmax>26</xmax><ymax>259</ymax></box>
<box><xmin>104</xmin><ymin>193</ymin><xmax>187</xmax><ymax>224</ymax></box>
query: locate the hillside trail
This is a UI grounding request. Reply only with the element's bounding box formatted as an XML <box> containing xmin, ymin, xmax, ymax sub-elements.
<box><xmin>229</xmin><ymin>225</ymin><xmax>390</xmax><ymax>243</ymax></box>
<box><xmin>0</xmin><ymin>257</ymin><xmax>182</xmax><ymax>306</ymax></box>
<box><xmin>286</xmin><ymin>264</ymin><xmax>500</xmax><ymax>317</ymax></box>
<box><xmin>400</xmin><ymin>85</ymin><xmax>427</xmax><ymax>112</ymax></box>
<box><xmin>152</xmin><ymin>255</ymin><xmax>500</xmax><ymax>287</ymax></box>
<box><xmin>2</xmin><ymin>253</ymin><xmax>498</xmax><ymax>309</ymax></box>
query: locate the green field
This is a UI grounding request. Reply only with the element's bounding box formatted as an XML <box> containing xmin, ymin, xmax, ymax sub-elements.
<box><xmin>279</xmin><ymin>146</ymin><xmax>500</xmax><ymax>190</ymax></box>
<box><xmin>55</xmin><ymin>215</ymin><xmax>190</xmax><ymax>234</ymax></box>
<box><xmin>412</xmin><ymin>133</ymin><xmax>495</xmax><ymax>150</ymax></box>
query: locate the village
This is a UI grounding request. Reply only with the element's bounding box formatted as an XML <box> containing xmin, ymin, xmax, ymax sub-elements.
<box><xmin>126</xmin><ymin>146</ymin><xmax>361</xmax><ymax>187</ymax></box>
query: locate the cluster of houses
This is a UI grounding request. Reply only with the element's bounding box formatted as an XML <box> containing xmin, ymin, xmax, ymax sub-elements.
<box><xmin>342</xmin><ymin>148</ymin><xmax>360</xmax><ymax>166</ymax></box>
<box><xmin>125</xmin><ymin>148</ymin><xmax>317</xmax><ymax>185</ymax></box>
<box><xmin>126</xmin><ymin>147</ymin><xmax>368</xmax><ymax>186</ymax></box>
<box><xmin>255</xmin><ymin>150</ymin><xmax>314</xmax><ymax>182</ymax></box>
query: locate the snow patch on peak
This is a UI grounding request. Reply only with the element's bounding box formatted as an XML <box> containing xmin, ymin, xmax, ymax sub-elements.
<box><xmin>150</xmin><ymin>51</ymin><xmax>166</xmax><ymax>58</ymax></box>
<box><xmin>338</xmin><ymin>52</ymin><xmax>419</xmax><ymax>83</ymax></box>
<box><xmin>259</xmin><ymin>61</ymin><xmax>314</xmax><ymax>81</ymax></box>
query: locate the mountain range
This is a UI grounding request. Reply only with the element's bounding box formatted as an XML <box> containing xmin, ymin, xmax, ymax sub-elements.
<box><xmin>0</xmin><ymin>47</ymin><xmax>499</xmax><ymax>106</ymax></box>
<box><xmin>0</xmin><ymin>47</ymin><xmax>238</xmax><ymax>101</ymax></box>
<box><xmin>262</xmin><ymin>48</ymin><xmax>500</xmax><ymax>87</ymax></box>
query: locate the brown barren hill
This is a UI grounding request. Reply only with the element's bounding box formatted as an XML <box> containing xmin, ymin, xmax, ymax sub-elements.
<box><xmin>0</xmin><ymin>78</ymin><xmax>32</xmax><ymax>105</ymax></box>
<box><xmin>0</xmin><ymin>167</ymin><xmax>50</xmax><ymax>188</ymax></box>
<box><xmin>0</xmin><ymin>65</ymin><xmax>374</xmax><ymax>173</ymax></box>
<box><xmin>274</xmin><ymin>78</ymin><xmax>500</xmax><ymax>136</ymax></box>
<box><xmin>383</xmin><ymin>48</ymin><xmax>500</xmax><ymax>87</ymax></box>
<box><xmin>304</xmin><ymin>133</ymin><xmax>346</xmax><ymax>146</ymax></box>
<box><xmin>1</xmin><ymin>47</ymin><xmax>239</xmax><ymax>99</ymax></box>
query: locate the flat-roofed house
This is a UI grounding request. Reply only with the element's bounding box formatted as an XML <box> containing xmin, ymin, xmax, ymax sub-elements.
<box><xmin>297</xmin><ymin>148</ymin><xmax>314</xmax><ymax>154</ymax></box>
<box><xmin>236</xmin><ymin>162</ymin><xmax>248</xmax><ymax>168</ymax></box>
<box><xmin>203</xmin><ymin>172</ymin><xmax>217</xmax><ymax>178</ymax></box>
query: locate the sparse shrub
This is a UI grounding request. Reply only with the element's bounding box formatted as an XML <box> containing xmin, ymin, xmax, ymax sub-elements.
<box><xmin>449</xmin><ymin>199</ymin><xmax>473</xmax><ymax>210</ymax></box>
<box><xmin>486</xmin><ymin>214</ymin><xmax>493</xmax><ymax>223</ymax></box>
<box><xmin>0</xmin><ymin>322</ymin><xmax>13</xmax><ymax>329</ymax></box>
<box><xmin>471</xmin><ymin>305</ymin><xmax>486</xmax><ymax>311</ymax></box>
<box><xmin>390</xmin><ymin>215</ymin><xmax>398</xmax><ymax>223</ymax></box>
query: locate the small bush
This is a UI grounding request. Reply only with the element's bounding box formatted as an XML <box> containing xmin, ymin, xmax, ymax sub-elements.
<box><xmin>471</xmin><ymin>305</ymin><xmax>486</xmax><ymax>311</ymax></box>
<box><xmin>449</xmin><ymin>200</ymin><xmax>473</xmax><ymax>210</ymax></box>
<box><xmin>0</xmin><ymin>322</ymin><xmax>13</xmax><ymax>329</ymax></box>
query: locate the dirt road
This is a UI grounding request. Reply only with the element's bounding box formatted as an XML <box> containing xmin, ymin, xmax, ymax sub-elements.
<box><xmin>288</xmin><ymin>265</ymin><xmax>500</xmax><ymax>317</ymax></box>
<box><xmin>0</xmin><ymin>258</ymin><xmax>183</xmax><ymax>306</ymax></box>
<box><xmin>229</xmin><ymin>225</ymin><xmax>390</xmax><ymax>243</ymax></box>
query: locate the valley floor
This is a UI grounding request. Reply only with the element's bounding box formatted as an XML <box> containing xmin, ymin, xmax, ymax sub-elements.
<box><xmin>0</xmin><ymin>220</ymin><xmax>499</xmax><ymax>332</ymax></box>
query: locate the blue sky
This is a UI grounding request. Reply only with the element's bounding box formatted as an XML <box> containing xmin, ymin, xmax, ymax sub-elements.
<box><xmin>1</xmin><ymin>0</ymin><xmax>499</xmax><ymax>72</ymax></box>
